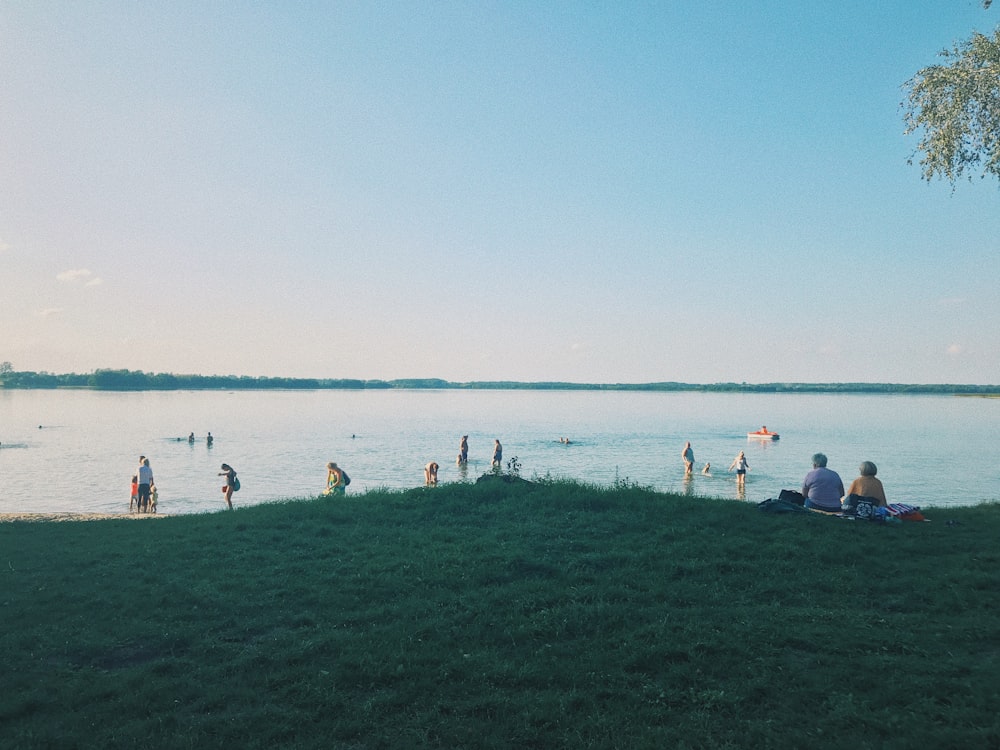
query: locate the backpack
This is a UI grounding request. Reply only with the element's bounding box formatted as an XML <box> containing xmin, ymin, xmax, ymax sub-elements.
<box><xmin>341</xmin><ymin>471</ymin><xmax>351</xmax><ymax>487</ymax></box>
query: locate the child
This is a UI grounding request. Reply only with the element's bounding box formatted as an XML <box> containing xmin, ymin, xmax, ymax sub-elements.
<box><xmin>130</xmin><ymin>475</ymin><xmax>138</xmax><ymax>512</ymax></box>
<box><xmin>149</xmin><ymin>483</ymin><xmax>158</xmax><ymax>514</ymax></box>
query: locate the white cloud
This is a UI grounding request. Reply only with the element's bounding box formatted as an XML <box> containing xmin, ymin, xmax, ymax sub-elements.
<box><xmin>57</xmin><ymin>268</ymin><xmax>103</xmax><ymax>286</ymax></box>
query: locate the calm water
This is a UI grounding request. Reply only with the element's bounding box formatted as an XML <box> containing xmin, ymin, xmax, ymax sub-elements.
<box><xmin>0</xmin><ymin>389</ymin><xmax>997</xmax><ymax>514</ymax></box>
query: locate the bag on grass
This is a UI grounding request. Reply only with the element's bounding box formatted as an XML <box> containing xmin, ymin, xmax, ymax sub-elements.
<box><xmin>842</xmin><ymin>494</ymin><xmax>878</xmax><ymax>520</ymax></box>
<box><xmin>778</xmin><ymin>489</ymin><xmax>805</xmax><ymax>506</ymax></box>
<box><xmin>758</xmin><ymin>498</ymin><xmax>806</xmax><ymax>513</ymax></box>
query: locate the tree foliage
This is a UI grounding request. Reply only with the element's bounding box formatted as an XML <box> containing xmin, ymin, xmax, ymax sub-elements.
<box><xmin>902</xmin><ymin>26</ymin><xmax>1000</xmax><ymax>184</ymax></box>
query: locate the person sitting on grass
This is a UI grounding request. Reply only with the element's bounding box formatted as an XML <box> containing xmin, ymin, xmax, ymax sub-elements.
<box><xmin>846</xmin><ymin>461</ymin><xmax>887</xmax><ymax>507</ymax></box>
<box><xmin>801</xmin><ymin>453</ymin><xmax>844</xmax><ymax>513</ymax></box>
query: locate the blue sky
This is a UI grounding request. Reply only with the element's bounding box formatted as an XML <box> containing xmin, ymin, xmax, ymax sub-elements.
<box><xmin>2</xmin><ymin>1</ymin><xmax>998</xmax><ymax>384</ymax></box>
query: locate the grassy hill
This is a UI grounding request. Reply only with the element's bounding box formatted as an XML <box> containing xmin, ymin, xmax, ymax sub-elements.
<box><xmin>2</xmin><ymin>479</ymin><xmax>998</xmax><ymax>749</ymax></box>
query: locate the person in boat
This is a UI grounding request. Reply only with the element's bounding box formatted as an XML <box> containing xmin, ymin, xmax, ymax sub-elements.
<box><xmin>682</xmin><ymin>441</ymin><xmax>694</xmax><ymax>475</ymax></box>
<box><xmin>846</xmin><ymin>461</ymin><xmax>887</xmax><ymax>507</ymax></box>
<box><xmin>728</xmin><ymin>451</ymin><xmax>750</xmax><ymax>486</ymax></box>
<box><xmin>801</xmin><ymin>453</ymin><xmax>844</xmax><ymax>512</ymax></box>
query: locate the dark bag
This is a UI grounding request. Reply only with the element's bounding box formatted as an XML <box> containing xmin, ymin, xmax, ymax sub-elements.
<box><xmin>778</xmin><ymin>489</ymin><xmax>805</xmax><ymax>506</ymax></box>
<box><xmin>232</xmin><ymin>475</ymin><xmax>241</xmax><ymax>492</ymax></box>
<box><xmin>342</xmin><ymin>471</ymin><xmax>351</xmax><ymax>487</ymax></box>
<box><xmin>758</xmin><ymin>498</ymin><xmax>806</xmax><ymax>513</ymax></box>
<box><xmin>842</xmin><ymin>494</ymin><xmax>877</xmax><ymax>519</ymax></box>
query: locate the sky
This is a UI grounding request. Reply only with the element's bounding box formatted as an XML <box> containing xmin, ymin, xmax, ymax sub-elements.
<box><xmin>2</xmin><ymin>1</ymin><xmax>999</xmax><ymax>385</ymax></box>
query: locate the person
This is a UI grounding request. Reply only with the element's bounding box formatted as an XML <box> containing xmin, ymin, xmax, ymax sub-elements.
<box><xmin>846</xmin><ymin>461</ymin><xmax>888</xmax><ymax>507</ymax></box>
<box><xmin>801</xmin><ymin>453</ymin><xmax>845</xmax><ymax>512</ymax></box>
<box><xmin>206</xmin><ymin>432</ymin><xmax>213</xmax><ymax>447</ymax></box>
<box><xmin>218</xmin><ymin>463</ymin><xmax>237</xmax><ymax>510</ymax></box>
<box><xmin>492</xmin><ymin>439</ymin><xmax>502</xmax><ymax>468</ymax></box>
<box><xmin>682</xmin><ymin>441</ymin><xmax>694</xmax><ymax>475</ymax></box>
<box><xmin>129</xmin><ymin>475</ymin><xmax>138</xmax><ymax>513</ymax></box>
<box><xmin>459</xmin><ymin>435</ymin><xmax>468</xmax><ymax>464</ymax></box>
<box><xmin>702</xmin><ymin>462</ymin><xmax>711</xmax><ymax>475</ymax></box>
<box><xmin>137</xmin><ymin>457</ymin><xmax>154</xmax><ymax>513</ymax></box>
<box><xmin>149</xmin><ymin>483</ymin><xmax>158</xmax><ymax>514</ymax></box>
<box><xmin>188</xmin><ymin>432</ymin><xmax>195</xmax><ymax>444</ymax></box>
<box><xmin>728</xmin><ymin>450</ymin><xmax>750</xmax><ymax>487</ymax></box>
<box><xmin>424</xmin><ymin>461</ymin><xmax>439</xmax><ymax>486</ymax></box>
<box><xmin>324</xmin><ymin>462</ymin><xmax>345</xmax><ymax>496</ymax></box>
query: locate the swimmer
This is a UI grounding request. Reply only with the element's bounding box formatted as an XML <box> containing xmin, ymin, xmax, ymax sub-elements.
<box><xmin>206</xmin><ymin>432</ymin><xmax>213</xmax><ymax>447</ymax></box>
<box><xmin>702</xmin><ymin>462</ymin><xmax>711</xmax><ymax>475</ymax></box>
<box><xmin>188</xmin><ymin>432</ymin><xmax>195</xmax><ymax>443</ymax></box>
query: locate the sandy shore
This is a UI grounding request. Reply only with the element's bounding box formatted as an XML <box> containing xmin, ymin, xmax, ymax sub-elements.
<box><xmin>0</xmin><ymin>512</ymin><xmax>167</xmax><ymax>523</ymax></box>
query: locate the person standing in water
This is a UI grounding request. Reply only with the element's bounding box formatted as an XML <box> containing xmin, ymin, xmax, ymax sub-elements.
<box><xmin>728</xmin><ymin>450</ymin><xmax>750</xmax><ymax>487</ymax></box>
<box><xmin>492</xmin><ymin>439</ymin><xmax>502</xmax><ymax>468</ymax></box>
<box><xmin>218</xmin><ymin>463</ymin><xmax>237</xmax><ymax>510</ymax></box>
<box><xmin>137</xmin><ymin>457</ymin><xmax>154</xmax><ymax>513</ymax></box>
<box><xmin>424</xmin><ymin>461</ymin><xmax>439</xmax><ymax>486</ymax></box>
<box><xmin>682</xmin><ymin>441</ymin><xmax>695</xmax><ymax>476</ymax></box>
<box><xmin>458</xmin><ymin>435</ymin><xmax>469</xmax><ymax>464</ymax></box>
<box><xmin>324</xmin><ymin>462</ymin><xmax>345</xmax><ymax>496</ymax></box>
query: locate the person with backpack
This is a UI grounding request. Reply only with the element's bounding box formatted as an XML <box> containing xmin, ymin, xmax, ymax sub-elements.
<box><xmin>324</xmin><ymin>461</ymin><xmax>350</xmax><ymax>496</ymax></box>
<box><xmin>218</xmin><ymin>463</ymin><xmax>238</xmax><ymax>510</ymax></box>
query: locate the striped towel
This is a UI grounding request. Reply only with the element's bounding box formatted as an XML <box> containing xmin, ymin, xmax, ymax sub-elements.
<box><xmin>887</xmin><ymin>503</ymin><xmax>921</xmax><ymax>517</ymax></box>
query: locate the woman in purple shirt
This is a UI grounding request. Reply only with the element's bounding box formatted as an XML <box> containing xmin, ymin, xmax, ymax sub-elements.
<box><xmin>801</xmin><ymin>453</ymin><xmax>844</xmax><ymax>512</ymax></box>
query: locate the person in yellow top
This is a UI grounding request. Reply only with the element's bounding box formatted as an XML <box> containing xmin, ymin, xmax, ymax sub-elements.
<box><xmin>846</xmin><ymin>461</ymin><xmax>887</xmax><ymax>507</ymax></box>
<box><xmin>324</xmin><ymin>462</ymin><xmax>346</xmax><ymax>496</ymax></box>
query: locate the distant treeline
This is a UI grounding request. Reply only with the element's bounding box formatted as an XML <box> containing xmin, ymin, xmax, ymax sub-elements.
<box><xmin>0</xmin><ymin>368</ymin><xmax>997</xmax><ymax>395</ymax></box>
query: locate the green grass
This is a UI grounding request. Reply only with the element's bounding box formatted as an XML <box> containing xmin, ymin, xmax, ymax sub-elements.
<box><xmin>2</xmin><ymin>479</ymin><xmax>999</xmax><ymax>749</ymax></box>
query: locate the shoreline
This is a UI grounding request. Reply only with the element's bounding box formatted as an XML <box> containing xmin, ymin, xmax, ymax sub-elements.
<box><xmin>0</xmin><ymin>512</ymin><xmax>167</xmax><ymax>523</ymax></box>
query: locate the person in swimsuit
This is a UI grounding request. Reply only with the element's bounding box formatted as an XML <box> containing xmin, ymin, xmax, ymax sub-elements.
<box><xmin>682</xmin><ymin>442</ymin><xmax>694</xmax><ymax>475</ymax></box>
<box><xmin>424</xmin><ymin>461</ymin><xmax>439</xmax><ymax>486</ymax></box>
<box><xmin>728</xmin><ymin>451</ymin><xmax>750</xmax><ymax>487</ymax></box>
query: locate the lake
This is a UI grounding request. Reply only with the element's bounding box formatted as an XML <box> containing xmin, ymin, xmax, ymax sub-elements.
<box><xmin>0</xmin><ymin>389</ymin><xmax>997</xmax><ymax>514</ymax></box>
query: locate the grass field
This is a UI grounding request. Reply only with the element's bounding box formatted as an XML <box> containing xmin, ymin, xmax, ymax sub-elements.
<box><xmin>2</xmin><ymin>478</ymin><xmax>999</xmax><ymax>749</ymax></box>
